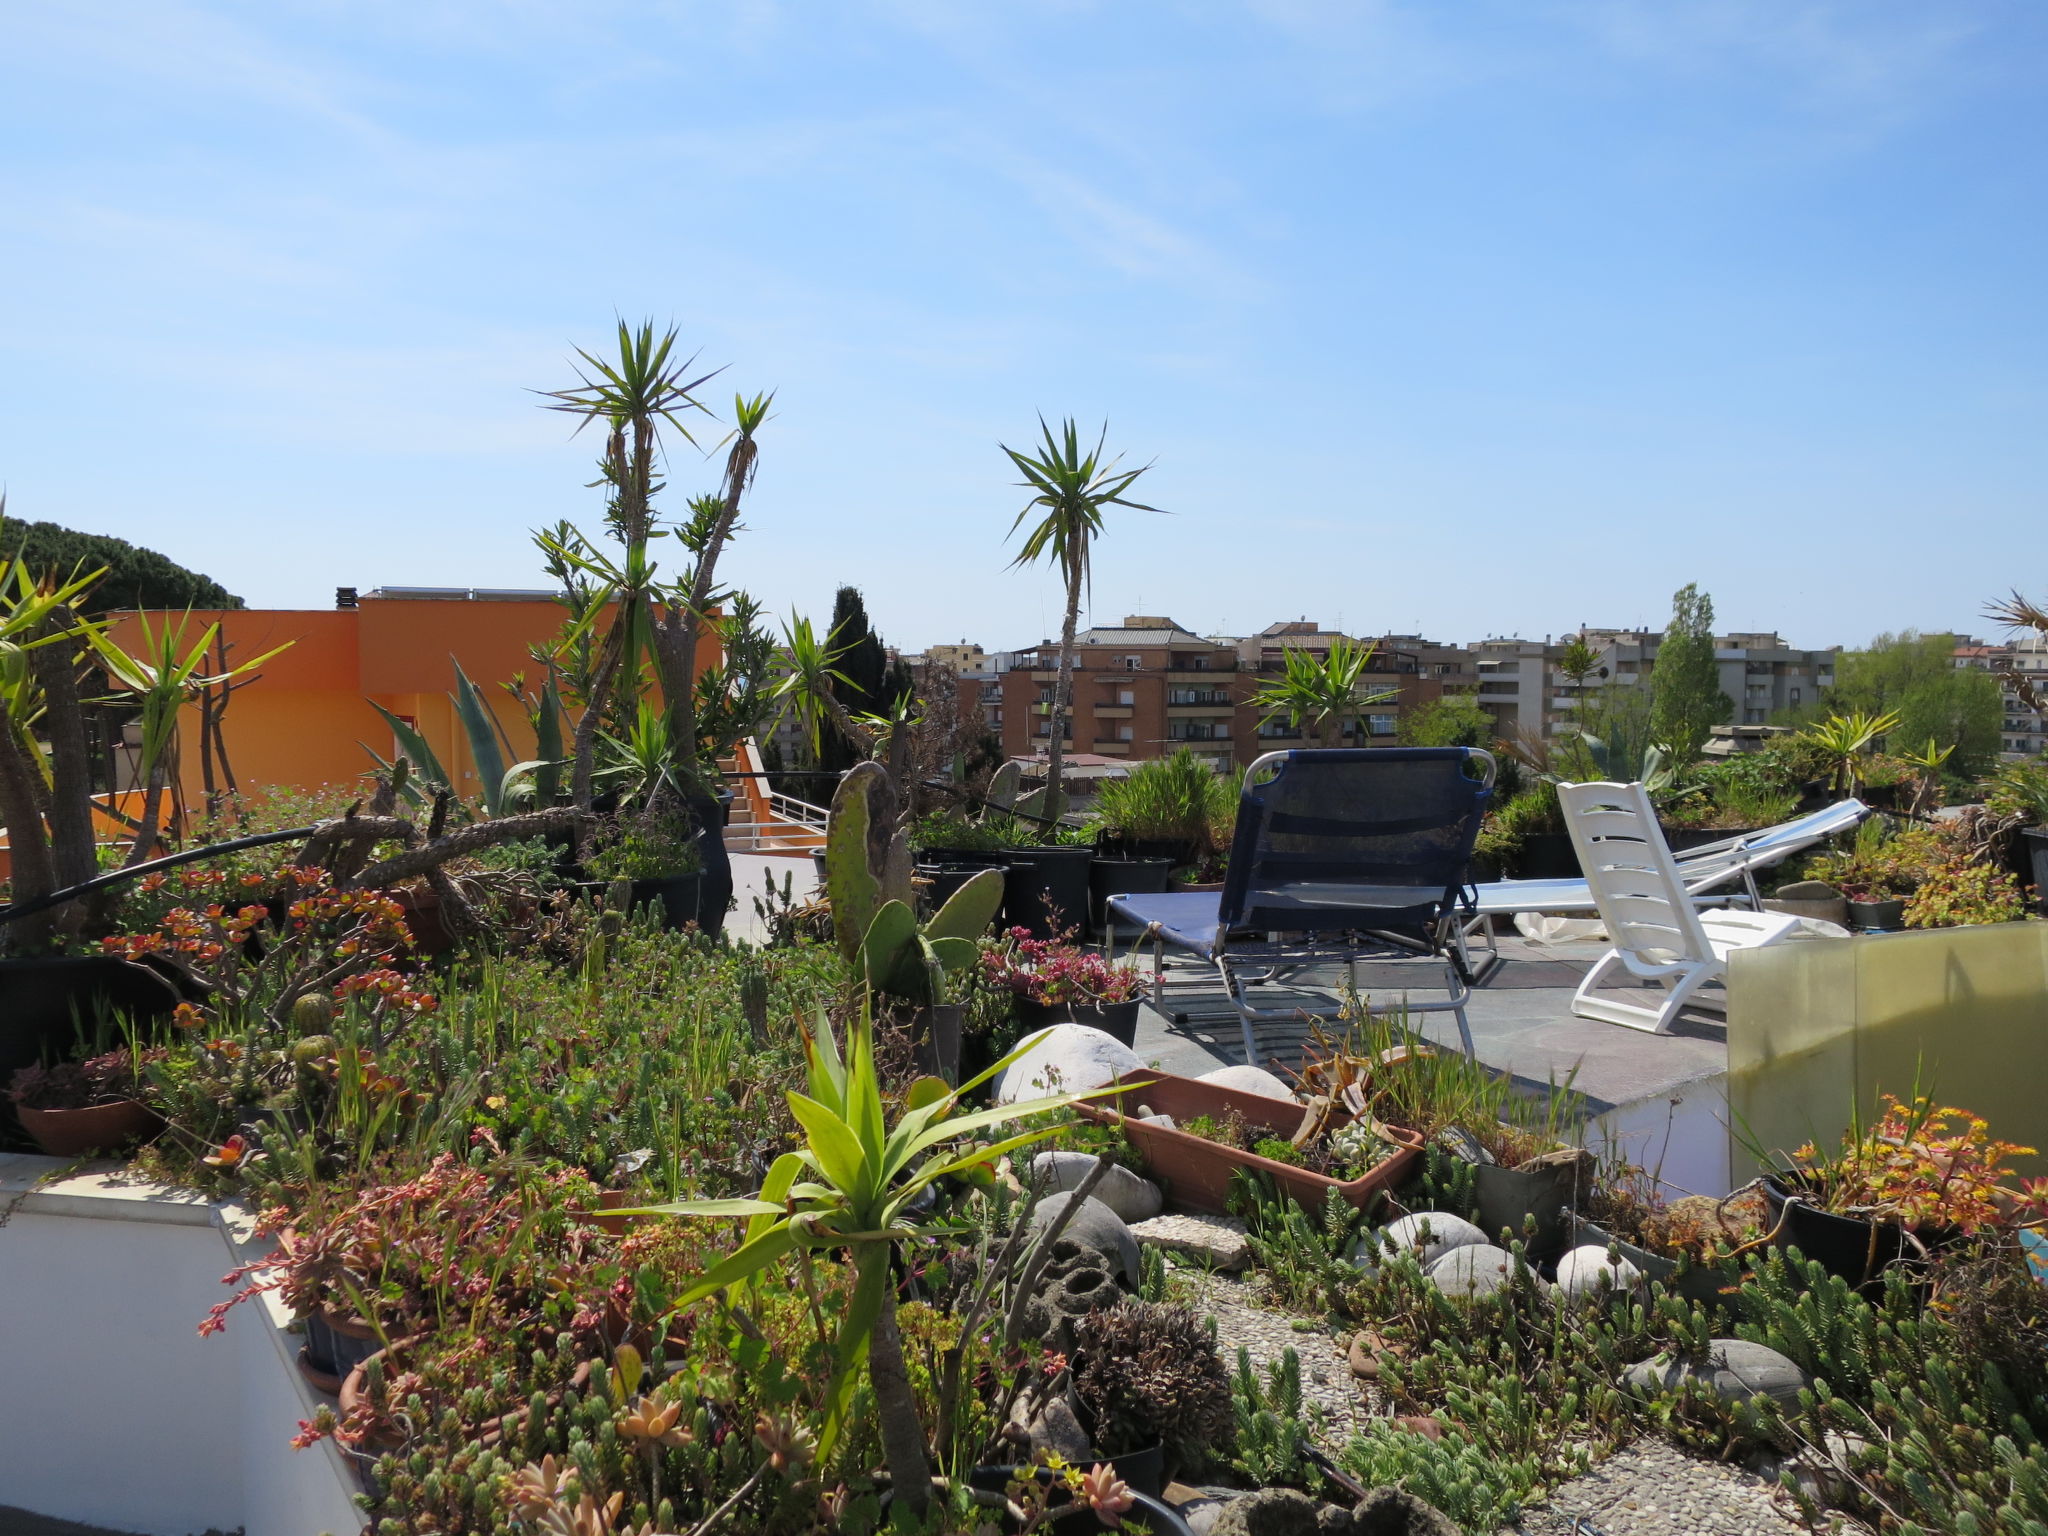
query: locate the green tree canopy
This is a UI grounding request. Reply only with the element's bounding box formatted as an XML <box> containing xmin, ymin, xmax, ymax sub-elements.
<box><xmin>8</xmin><ymin>519</ymin><xmax>240</xmax><ymax>613</ymax></box>
<box><xmin>1824</xmin><ymin>630</ymin><xmax>2003</xmax><ymax>778</ymax></box>
<box><xmin>1648</xmin><ymin>582</ymin><xmax>1731</xmax><ymax>767</ymax></box>
<box><xmin>818</xmin><ymin>585</ymin><xmax>898</xmax><ymax>772</ymax></box>
<box><xmin>1397</xmin><ymin>692</ymin><xmax>1497</xmax><ymax>749</ymax></box>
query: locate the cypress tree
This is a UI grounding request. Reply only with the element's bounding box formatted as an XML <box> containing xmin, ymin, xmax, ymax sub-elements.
<box><xmin>820</xmin><ymin>586</ymin><xmax>891</xmax><ymax>771</ymax></box>
<box><xmin>1648</xmin><ymin>582</ymin><xmax>1732</xmax><ymax>766</ymax></box>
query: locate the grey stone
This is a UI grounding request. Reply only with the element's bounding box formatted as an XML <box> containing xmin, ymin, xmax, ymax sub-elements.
<box><xmin>1131</xmin><ymin>1212</ymin><xmax>1251</xmax><ymax>1271</ymax></box>
<box><xmin>1349</xmin><ymin>1487</ymin><xmax>1461</xmax><ymax>1536</ymax></box>
<box><xmin>995</xmin><ymin>1024</ymin><xmax>1143</xmax><ymax>1103</ymax></box>
<box><xmin>1196</xmin><ymin>1064</ymin><xmax>1299</xmax><ymax>1101</ymax></box>
<box><xmin>1358</xmin><ymin>1211</ymin><xmax>1487</xmax><ymax>1270</ymax></box>
<box><xmin>1029</xmin><ymin>1149</ymin><xmax>1164</xmax><ymax>1222</ymax></box>
<box><xmin>1209</xmin><ymin>1487</ymin><xmax>1330</xmax><ymax>1536</ymax></box>
<box><xmin>1622</xmin><ymin>1338</ymin><xmax>1813</xmax><ymax>1422</ymax></box>
<box><xmin>1555</xmin><ymin>1242</ymin><xmax>1644</xmax><ymax>1303</ymax></box>
<box><xmin>1427</xmin><ymin>1242</ymin><xmax>1518</xmax><ymax>1300</ymax></box>
<box><xmin>1029</xmin><ymin>1191</ymin><xmax>1141</xmax><ymax>1287</ymax></box>
<box><xmin>1180</xmin><ymin>1496</ymin><xmax>1231</xmax><ymax>1536</ymax></box>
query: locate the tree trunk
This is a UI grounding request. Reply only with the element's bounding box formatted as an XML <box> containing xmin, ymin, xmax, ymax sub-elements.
<box><xmin>1045</xmin><ymin>567</ymin><xmax>1081</xmax><ymax>822</ymax></box>
<box><xmin>570</xmin><ymin>628</ymin><xmax>626</xmax><ymax>812</ymax></box>
<box><xmin>28</xmin><ymin>627</ymin><xmax>98</xmax><ymax>890</ymax></box>
<box><xmin>0</xmin><ymin>724</ymin><xmax>59</xmax><ymax>949</ymax></box>
<box><xmin>866</xmin><ymin>1272</ymin><xmax>932</xmax><ymax>1517</ymax></box>
<box><xmin>123</xmin><ymin>758</ymin><xmax>170</xmax><ymax>868</ymax></box>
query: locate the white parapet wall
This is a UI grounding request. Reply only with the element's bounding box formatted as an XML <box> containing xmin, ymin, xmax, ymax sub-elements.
<box><xmin>0</xmin><ymin>1155</ymin><xmax>363</xmax><ymax>1536</ymax></box>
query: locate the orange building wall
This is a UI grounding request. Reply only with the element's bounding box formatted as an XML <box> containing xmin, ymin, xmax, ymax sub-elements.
<box><xmin>107</xmin><ymin>596</ymin><xmax>722</xmax><ymax>810</ymax></box>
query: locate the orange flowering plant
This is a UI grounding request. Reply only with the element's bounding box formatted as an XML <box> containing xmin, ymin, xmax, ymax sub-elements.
<box><xmin>102</xmin><ymin>865</ymin><xmax>430</xmax><ymax>1030</ymax></box>
<box><xmin>1785</xmin><ymin>1094</ymin><xmax>2048</xmax><ymax>1234</ymax></box>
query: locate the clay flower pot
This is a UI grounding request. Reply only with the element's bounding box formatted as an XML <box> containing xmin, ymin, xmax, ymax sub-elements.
<box><xmin>15</xmin><ymin>1098</ymin><xmax>162</xmax><ymax>1158</ymax></box>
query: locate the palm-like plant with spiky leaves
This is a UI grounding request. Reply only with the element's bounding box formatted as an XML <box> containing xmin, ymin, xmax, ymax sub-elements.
<box><xmin>636</xmin><ymin>1006</ymin><xmax>1103</xmax><ymax>1519</ymax></box>
<box><xmin>1003</xmin><ymin>418</ymin><xmax>1161</xmax><ymax>820</ymax></box>
<box><xmin>1251</xmin><ymin>637</ymin><xmax>1395</xmax><ymax>749</ymax></box>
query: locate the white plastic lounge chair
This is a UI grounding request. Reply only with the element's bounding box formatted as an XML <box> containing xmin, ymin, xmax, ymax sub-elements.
<box><xmin>1459</xmin><ymin>796</ymin><xmax>1867</xmax><ymax>935</ymax></box>
<box><xmin>1557</xmin><ymin>781</ymin><xmax>1846</xmax><ymax>1034</ymax></box>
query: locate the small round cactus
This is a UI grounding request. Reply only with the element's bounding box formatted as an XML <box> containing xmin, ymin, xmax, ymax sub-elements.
<box><xmin>291</xmin><ymin>991</ymin><xmax>337</xmax><ymax>1034</ymax></box>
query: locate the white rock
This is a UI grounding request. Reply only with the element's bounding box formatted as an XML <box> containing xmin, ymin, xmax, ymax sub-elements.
<box><xmin>1360</xmin><ymin>1211</ymin><xmax>1488</xmax><ymax>1270</ymax></box>
<box><xmin>1428</xmin><ymin>1242</ymin><xmax>1519</xmax><ymax>1300</ymax></box>
<box><xmin>1622</xmin><ymin>1339</ymin><xmax>1812</xmax><ymax>1425</ymax></box>
<box><xmin>1195</xmin><ymin>1064</ymin><xmax>1298</xmax><ymax>1101</ymax></box>
<box><xmin>1130</xmin><ymin>1212</ymin><xmax>1251</xmax><ymax>1271</ymax></box>
<box><xmin>1028</xmin><ymin>1150</ymin><xmax>1164</xmax><ymax>1222</ymax></box>
<box><xmin>1555</xmin><ymin>1243</ymin><xmax>1643</xmax><ymax>1303</ymax></box>
<box><xmin>1141</xmin><ymin>1113</ymin><xmax>1177</xmax><ymax>1130</ymax></box>
<box><xmin>994</xmin><ymin>1024</ymin><xmax>1143</xmax><ymax>1104</ymax></box>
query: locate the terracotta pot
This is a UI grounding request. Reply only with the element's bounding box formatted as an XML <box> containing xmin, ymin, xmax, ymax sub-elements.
<box><xmin>588</xmin><ymin>1189</ymin><xmax>638</xmax><ymax>1236</ymax></box>
<box><xmin>14</xmin><ymin>1098</ymin><xmax>163</xmax><ymax>1157</ymax></box>
<box><xmin>338</xmin><ymin>1333</ymin><xmax>431</xmax><ymax>1450</ymax></box>
<box><xmin>395</xmin><ymin>889</ymin><xmax>457</xmax><ymax>957</ymax></box>
<box><xmin>1077</xmin><ymin>1069</ymin><xmax>1422</xmax><ymax>1215</ymax></box>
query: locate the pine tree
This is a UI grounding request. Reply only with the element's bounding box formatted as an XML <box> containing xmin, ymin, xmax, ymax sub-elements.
<box><xmin>1648</xmin><ymin>583</ymin><xmax>1731</xmax><ymax>766</ymax></box>
<box><xmin>8</xmin><ymin>519</ymin><xmax>240</xmax><ymax>613</ymax></box>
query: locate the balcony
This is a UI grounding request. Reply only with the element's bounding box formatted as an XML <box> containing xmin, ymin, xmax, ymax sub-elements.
<box><xmin>1166</xmin><ymin>725</ymin><xmax>1231</xmax><ymax>742</ymax></box>
<box><xmin>1093</xmin><ymin>704</ymin><xmax>1134</xmax><ymax>718</ymax></box>
<box><xmin>1090</xmin><ymin>739</ymin><xmax>1133</xmax><ymax>754</ymax></box>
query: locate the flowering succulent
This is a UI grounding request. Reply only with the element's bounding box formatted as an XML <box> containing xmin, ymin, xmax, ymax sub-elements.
<box><xmin>1788</xmin><ymin>1094</ymin><xmax>2045</xmax><ymax>1234</ymax></box>
<box><xmin>1079</xmin><ymin>1463</ymin><xmax>1135</xmax><ymax>1526</ymax></box>
<box><xmin>980</xmin><ymin>928</ymin><xmax>1144</xmax><ymax>1006</ymax></box>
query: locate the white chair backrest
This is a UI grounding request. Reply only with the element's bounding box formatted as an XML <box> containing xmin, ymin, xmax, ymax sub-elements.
<box><xmin>1557</xmin><ymin>781</ymin><xmax>1713</xmax><ymax>964</ymax></box>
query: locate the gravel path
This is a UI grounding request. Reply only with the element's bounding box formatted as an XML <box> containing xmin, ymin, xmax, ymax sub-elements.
<box><xmin>1505</xmin><ymin>1440</ymin><xmax>1821</xmax><ymax>1536</ymax></box>
<box><xmin>1170</xmin><ymin>1264</ymin><xmax>1369</xmax><ymax>1443</ymax></box>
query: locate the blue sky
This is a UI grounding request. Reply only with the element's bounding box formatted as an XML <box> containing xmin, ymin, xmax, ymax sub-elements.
<box><xmin>2</xmin><ymin>2</ymin><xmax>2042</xmax><ymax>655</ymax></box>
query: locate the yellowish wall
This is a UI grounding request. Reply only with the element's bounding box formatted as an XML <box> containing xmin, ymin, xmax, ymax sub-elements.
<box><xmin>1727</xmin><ymin>923</ymin><xmax>2048</xmax><ymax>1176</ymax></box>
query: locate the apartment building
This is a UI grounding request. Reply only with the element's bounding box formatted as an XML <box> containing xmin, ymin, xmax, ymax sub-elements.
<box><xmin>1955</xmin><ymin>635</ymin><xmax>2048</xmax><ymax>758</ymax></box>
<box><xmin>999</xmin><ymin>616</ymin><xmax>1243</xmax><ymax>771</ymax></box>
<box><xmin>995</xmin><ymin>616</ymin><xmax>1438</xmax><ymax>771</ymax></box>
<box><xmin>1469</xmin><ymin>638</ymin><xmax>1551</xmax><ymax>738</ymax></box>
<box><xmin>1228</xmin><ymin>621</ymin><xmax>1437</xmax><ymax>750</ymax></box>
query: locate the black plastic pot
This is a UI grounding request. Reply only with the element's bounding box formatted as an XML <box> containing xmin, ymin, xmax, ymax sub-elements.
<box><xmin>1088</xmin><ymin>856</ymin><xmax>1173</xmax><ymax>931</ymax></box>
<box><xmin>917</xmin><ymin>862</ymin><xmax>1011</xmax><ymax>915</ymax></box>
<box><xmin>2024</xmin><ymin>827</ymin><xmax>2048</xmax><ymax>917</ymax></box>
<box><xmin>628</xmin><ymin>872</ymin><xmax>704</xmax><ymax>931</ymax></box>
<box><xmin>1760</xmin><ymin>1175</ymin><xmax>1932</xmax><ymax>1290</ymax></box>
<box><xmin>1002</xmin><ymin>845</ymin><xmax>1095</xmax><ymax>938</ymax></box>
<box><xmin>1514</xmin><ymin>831</ymin><xmax>1581</xmax><ymax>880</ymax></box>
<box><xmin>1846</xmin><ymin>897</ymin><xmax>1907</xmax><ymax>932</ymax></box>
<box><xmin>960</xmin><ymin>1468</ymin><xmax>1193</xmax><ymax>1535</ymax></box>
<box><xmin>1012</xmin><ymin>997</ymin><xmax>1142</xmax><ymax>1048</ymax></box>
<box><xmin>1096</xmin><ymin>833</ymin><xmax>1199</xmax><ymax>867</ymax></box>
<box><xmin>690</xmin><ymin>789</ymin><xmax>734</xmax><ymax>940</ymax></box>
<box><xmin>902</xmin><ymin>1003</ymin><xmax>963</xmax><ymax>1085</ymax></box>
<box><xmin>1568</xmin><ymin>1216</ymin><xmax>1737</xmax><ymax>1311</ymax></box>
<box><xmin>1472</xmin><ymin>1153</ymin><xmax>1588</xmax><ymax>1255</ymax></box>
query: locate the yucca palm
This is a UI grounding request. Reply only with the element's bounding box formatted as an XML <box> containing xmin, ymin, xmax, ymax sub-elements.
<box><xmin>1251</xmin><ymin>637</ymin><xmax>1394</xmax><ymax>749</ymax></box>
<box><xmin>1003</xmin><ymin>418</ymin><xmax>1160</xmax><ymax>819</ymax></box>
<box><xmin>1802</xmin><ymin>708</ymin><xmax>1903</xmax><ymax>797</ymax></box>
<box><xmin>638</xmin><ymin>1007</ymin><xmax>1100</xmax><ymax>1518</ymax></box>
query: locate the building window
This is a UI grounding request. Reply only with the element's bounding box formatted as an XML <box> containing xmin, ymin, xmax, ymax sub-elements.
<box><xmin>1118</xmin><ymin>689</ymin><xmax>1134</xmax><ymax>705</ymax></box>
<box><xmin>1790</xmin><ymin>688</ymin><xmax>1801</xmax><ymax>705</ymax></box>
<box><xmin>1123</xmin><ymin>656</ymin><xmax>1143</xmax><ymax>670</ymax></box>
<box><xmin>1118</xmin><ymin>725</ymin><xmax>1133</xmax><ymax>741</ymax></box>
<box><xmin>1367</xmin><ymin>714</ymin><xmax>1397</xmax><ymax>736</ymax></box>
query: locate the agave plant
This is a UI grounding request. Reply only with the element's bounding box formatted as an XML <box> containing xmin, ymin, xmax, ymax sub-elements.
<box><xmin>636</xmin><ymin>1008</ymin><xmax>1104</xmax><ymax>1517</ymax></box>
<box><xmin>1802</xmin><ymin>708</ymin><xmax>1903</xmax><ymax>797</ymax></box>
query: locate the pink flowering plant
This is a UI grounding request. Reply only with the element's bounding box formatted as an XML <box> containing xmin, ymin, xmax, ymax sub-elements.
<box><xmin>979</xmin><ymin>927</ymin><xmax>1144</xmax><ymax>1007</ymax></box>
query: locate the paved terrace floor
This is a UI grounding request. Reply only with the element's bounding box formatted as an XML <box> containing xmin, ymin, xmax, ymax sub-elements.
<box><xmin>739</xmin><ymin>854</ymin><xmax>1730</xmax><ymax>1124</ymax></box>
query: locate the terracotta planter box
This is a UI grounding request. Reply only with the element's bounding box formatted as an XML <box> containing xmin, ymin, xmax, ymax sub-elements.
<box><xmin>1077</xmin><ymin>1069</ymin><xmax>1422</xmax><ymax>1215</ymax></box>
<box><xmin>15</xmin><ymin>1098</ymin><xmax>163</xmax><ymax>1158</ymax></box>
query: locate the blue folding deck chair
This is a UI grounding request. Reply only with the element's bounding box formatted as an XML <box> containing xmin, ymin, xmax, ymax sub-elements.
<box><xmin>1106</xmin><ymin>747</ymin><xmax>1497</xmax><ymax>1062</ymax></box>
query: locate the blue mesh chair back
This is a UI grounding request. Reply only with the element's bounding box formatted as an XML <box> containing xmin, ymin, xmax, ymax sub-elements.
<box><xmin>1217</xmin><ymin>747</ymin><xmax>1494</xmax><ymax>940</ymax></box>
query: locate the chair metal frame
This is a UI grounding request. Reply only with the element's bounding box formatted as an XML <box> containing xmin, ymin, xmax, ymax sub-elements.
<box><xmin>1111</xmin><ymin>747</ymin><xmax>1496</xmax><ymax>1062</ymax></box>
